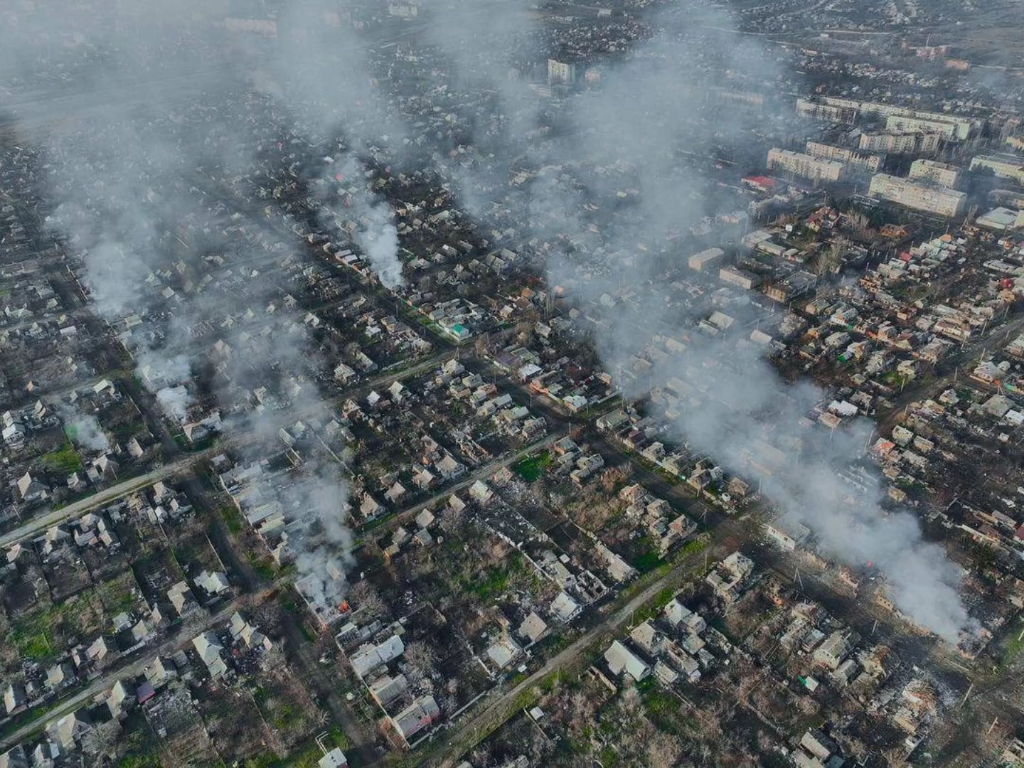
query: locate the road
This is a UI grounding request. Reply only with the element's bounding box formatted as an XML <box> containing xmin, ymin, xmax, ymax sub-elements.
<box><xmin>428</xmin><ymin>527</ymin><xmax>729</xmax><ymax>767</ymax></box>
<box><xmin>0</xmin><ymin>600</ymin><xmax>241</xmax><ymax>749</ymax></box>
<box><xmin>0</xmin><ymin>451</ymin><xmax>216</xmax><ymax>549</ymax></box>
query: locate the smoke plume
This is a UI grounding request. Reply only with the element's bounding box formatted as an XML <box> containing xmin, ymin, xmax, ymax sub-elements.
<box><xmin>61</xmin><ymin>408</ymin><xmax>111</xmax><ymax>454</ymax></box>
<box><xmin>422</xmin><ymin>0</ymin><xmax>971</xmax><ymax>640</ymax></box>
<box><xmin>3</xmin><ymin>0</ymin><xmax>356</xmax><ymax>600</ymax></box>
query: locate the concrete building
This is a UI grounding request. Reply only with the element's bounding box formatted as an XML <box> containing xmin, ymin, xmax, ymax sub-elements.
<box><xmin>318</xmin><ymin>748</ymin><xmax>348</xmax><ymax>768</ymax></box>
<box><xmin>796</xmin><ymin>98</ymin><xmax>857</xmax><ymax>124</ymax></box>
<box><xmin>813</xmin><ymin>631</ymin><xmax>851</xmax><ymax>670</ymax></box>
<box><xmin>368</xmin><ymin>674</ymin><xmax>409</xmax><ymax>707</ymax></box>
<box><xmin>908</xmin><ymin>159</ymin><xmax>962</xmax><ymax>189</ymax></box>
<box><xmin>970</xmin><ymin>154</ymin><xmax>1024</xmax><ymax>185</ymax></box>
<box><xmin>767</xmin><ymin>148</ymin><xmax>844</xmax><ymax>183</ymax></box>
<box><xmin>349</xmin><ymin>635</ymin><xmax>405</xmax><ymax>679</ymax></box>
<box><xmin>688</xmin><ymin>247</ymin><xmax>725</xmax><ymax>271</ymax></box>
<box><xmin>547</xmin><ymin>59</ymin><xmax>576</xmax><ymax>85</ymax></box>
<box><xmin>719</xmin><ymin>266</ymin><xmax>760</xmax><ymax>291</ymax></box>
<box><xmin>816</xmin><ymin>97</ymin><xmax>976</xmax><ymax>139</ymax></box>
<box><xmin>805</xmin><ymin>141</ymin><xmax>882</xmax><ymax>172</ymax></box>
<box><xmin>858</xmin><ymin>132</ymin><xmax>941</xmax><ymax>155</ymax></box>
<box><xmin>886</xmin><ymin>114</ymin><xmax>960</xmax><ymax>139</ymax></box>
<box><xmin>392</xmin><ymin>695</ymin><xmax>440</xmax><ymax>744</ymax></box>
<box><xmin>868</xmin><ymin>174</ymin><xmax>966</xmax><ymax>217</ymax></box>
<box><xmin>764</xmin><ymin>518</ymin><xmax>811</xmax><ymax>551</ymax></box>
<box><xmin>604</xmin><ymin>640</ymin><xmax>651</xmax><ymax>681</ymax></box>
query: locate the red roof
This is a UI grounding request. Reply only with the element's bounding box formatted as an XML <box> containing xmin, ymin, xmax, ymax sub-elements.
<box><xmin>743</xmin><ymin>175</ymin><xmax>776</xmax><ymax>188</ymax></box>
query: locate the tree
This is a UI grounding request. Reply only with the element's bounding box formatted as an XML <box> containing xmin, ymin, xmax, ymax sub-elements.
<box><xmin>403</xmin><ymin>641</ymin><xmax>438</xmax><ymax>682</ymax></box>
<box><xmin>348</xmin><ymin>580</ymin><xmax>385</xmax><ymax>620</ymax></box>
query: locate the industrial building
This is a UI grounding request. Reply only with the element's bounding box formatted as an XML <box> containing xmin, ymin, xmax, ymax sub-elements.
<box><xmin>767</xmin><ymin>148</ymin><xmax>844</xmax><ymax>183</ymax></box>
<box><xmin>868</xmin><ymin>174</ymin><xmax>966</xmax><ymax>217</ymax></box>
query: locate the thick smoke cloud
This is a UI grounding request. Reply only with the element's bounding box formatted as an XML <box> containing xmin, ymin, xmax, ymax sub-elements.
<box><xmin>287</xmin><ymin>468</ymin><xmax>356</xmax><ymax>607</ymax></box>
<box><xmin>423</xmin><ymin>0</ymin><xmax>971</xmax><ymax>640</ymax></box>
<box><xmin>0</xmin><ymin>0</ymin><xmax>972</xmax><ymax>639</ymax></box>
<box><xmin>61</xmin><ymin>407</ymin><xmax>111</xmax><ymax>454</ymax></box>
<box><xmin>3</xmin><ymin>1</ymin><xmax>356</xmax><ymax>601</ymax></box>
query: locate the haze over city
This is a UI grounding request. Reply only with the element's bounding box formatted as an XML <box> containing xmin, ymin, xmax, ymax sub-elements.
<box><xmin>1</xmin><ymin>1</ymin><xmax>1024</xmax><ymax>766</ymax></box>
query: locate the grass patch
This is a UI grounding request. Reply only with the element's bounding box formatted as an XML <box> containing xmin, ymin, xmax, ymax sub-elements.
<box><xmin>470</xmin><ymin>566</ymin><xmax>510</xmax><ymax>601</ymax></box>
<box><xmin>16</xmin><ymin>632</ymin><xmax>51</xmax><ymax>661</ymax></box>
<box><xmin>119</xmin><ymin>753</ymin><xmax>164</xmax><ymax>768</ymax></box>
<box><xmin>1001</xmin><ymin>622</ymin><xmax>1024</xmax><ymax>669</ymax></box>
<box><xmin>630</xmin><ymin>586</ymin><xmax>678</xmax><ymax>626</ymax></box>
<box><xmin>220</xmin><ymin>505</ymin><xmax>244</xmax><ymax>534</ymax></box>
<box><xmin>631</xmin><ymin>547</ymin><xmax>664</xmax><ymax>574</ymax></box>
<box><xmin>512</xmin><ymin>450</ymin><xmax>552</xmax><ymax>482</ymax></box>
<box><xmin>41</xmin><ymin>442</ymin><xmax>83</xmax><ymax>473</ymax></box>
<box><xmin>97</xmin><ymin>571</ymin><xmax>140</xmax><ymax>615</ymax></box>
<box><xmin>639</xmin><ymin>682</ymin><xmax>689</xmax><ymax>737</ymax></box>
<box><xmin>247</xmin><ymin>552</ymin><xmax>277</xmax><ymax>582</ymax></box>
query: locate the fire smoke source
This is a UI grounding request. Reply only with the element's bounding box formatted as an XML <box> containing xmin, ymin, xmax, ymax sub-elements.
<box><xmin>424</xmin><ymin>0</ymin><xmax>972</xmax><ymax>640</ymax></box>
<box><xmin>62</xmin><ymin>408</ymin><xmax>111</xmax><ymax>454</ymax></box>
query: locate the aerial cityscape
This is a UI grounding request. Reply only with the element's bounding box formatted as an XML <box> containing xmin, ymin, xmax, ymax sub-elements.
<box><xmin>1</xmin><ymin>0</ymin><xmax>1024</xmax><ymax>765</ymax></box>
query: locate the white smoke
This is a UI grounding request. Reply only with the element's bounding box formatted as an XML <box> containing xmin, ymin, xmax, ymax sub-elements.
<box><xmin>3</xmin><ymin>0</ymin><xmax>361</xmax><ymax>604</ymax></box>
<box><xmin>156</xmin><ymin>386</ymin><xmax>193</xmax><ymax>424</ymax></box>
<box><xmin>320</xmin><ymin>156</ymin><xmax>404</xmax><ymax>289</ymax></box>
<box><xmin>62</xmin><ymin>408</ymin><xmax>111</xmax><ymax>453</ymax></box>
<box><xmin>424</xmin><ymin>0</ymin><xmax>973</xmax><ymax>640</ymax></box>
<box><xmin>288</xmin><ymin>469</ymin><xmax>355</xmax><ymax>607</ymax></box>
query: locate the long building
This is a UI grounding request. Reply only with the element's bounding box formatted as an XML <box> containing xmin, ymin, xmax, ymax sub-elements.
<box><xmin>818</xmin><ymin>96</ymin><xmax>979</xmax><ymax>139</ymax></box>
<box><xmin>908</xmin><ymin>159</ymin><xmax>962</xmax><ymax>189</ymax></box>
<box><xmin>868</xmin><ymin>174</ymin><xmax>966</xmax><ymax>218</ymax></box>
<box><xmin>688</xmin><ymin>247</ymin><xmax>725</xmax><ymax>271</ymax></box>
<box><xmin>796</xmin><ymin>98</ymin><xmax>857</xmax><ymax>125</ymax></box>
<box><xmin>805</xmin><ymin>141</ymin><xmax>882</xmax><ymax>172</ymax></box>
<box><xmin>858</xmin><ymin>132</ymin><xmax>941</xmax><ymax>155</ymax></box>
<box><xmin>970</xmin><ymin>154</ymin><xmax>1024</xmax><ymax>185</ymax></box>
<box><xmin>886</xmin><ymin>114</ymin><xmax>960</xmax><ymax>139</ymax></box>
<box><xmin>767</xmin><ymin>148</ymin><xmax>844</xmax><ymax>183</ymax></box>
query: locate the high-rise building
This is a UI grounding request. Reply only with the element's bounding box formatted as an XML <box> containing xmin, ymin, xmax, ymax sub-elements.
<box><xmin>767</xmin><ymin>149</ymin><xmax>844</xmax><ymax>183</ymax></box>
<box><xmin>970</xmin><ymin>155</ymin><xmax>1024</xmax><ymax>185</ymax></box>
<box><xmin>547</xmin><ymin>59</ymin><xmax>576</xmax><ymax>85</ymax></box>
<box><xmin>908</xmin><ymin>159</ymin><xmax>962</xmax><ymax>189</ymax></box>
<box><xmin>805</xmin><ymin>142</ymin><xmax>882</xmax><ymax>172</ymax></box>
<box><xmin>885</xmin><ymin>114</ymin><xmax>961</xmax><ymax>139</ymax></box>
<box><xmin>858</xmin><ymin>132</ymin><xmax>941</xmax><ymax>155</ymax></box>
<box><xmin>796</xmin><ymin>98</ymin><xmax>857</xmax><ymax>125</ymax></box>
<box><xmin>868</xmin><ymin>174</ymin><xmax>966</xmax><ymax>218</ymax></box>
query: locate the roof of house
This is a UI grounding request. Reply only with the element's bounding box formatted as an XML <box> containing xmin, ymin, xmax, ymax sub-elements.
<box><xmin>192</xmin><ymin>631</ymin><xmax>224</xmax><ymax>665</ymax></box>
<box><xmin>518</xmin><ymin>612</ymin><xmax>548</xmax><ymax>643</ymax></box>
<box><xmin>604</xmin><ymin>640</ymin><xmax>650</xmax><ymax>681</ymax></box>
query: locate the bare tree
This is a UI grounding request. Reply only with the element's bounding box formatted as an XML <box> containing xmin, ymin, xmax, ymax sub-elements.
<box><xmin>348</xmin><ymin>580</ymin><xmax>385</xmax><ymax>620</ymax></box>
<box><xmin>403</xmin><ymin>641</ymin><xmax>438</xmax><ymax>682</ymax></box>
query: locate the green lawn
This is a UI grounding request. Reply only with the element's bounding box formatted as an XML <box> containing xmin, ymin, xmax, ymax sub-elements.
<box><xmin>512</xmin><ymin>450</ymin><xmax>552</xmax><ymax>482</ymax></box>
<box><xmin>220</xmin><ymin>505</ymin><xmax>244</xmax><ymax>534</ymax></box>
<box><xmin>41</xmin><ymin>442</ymin><xmax>83</xmax><ymax>473</ymax></box>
